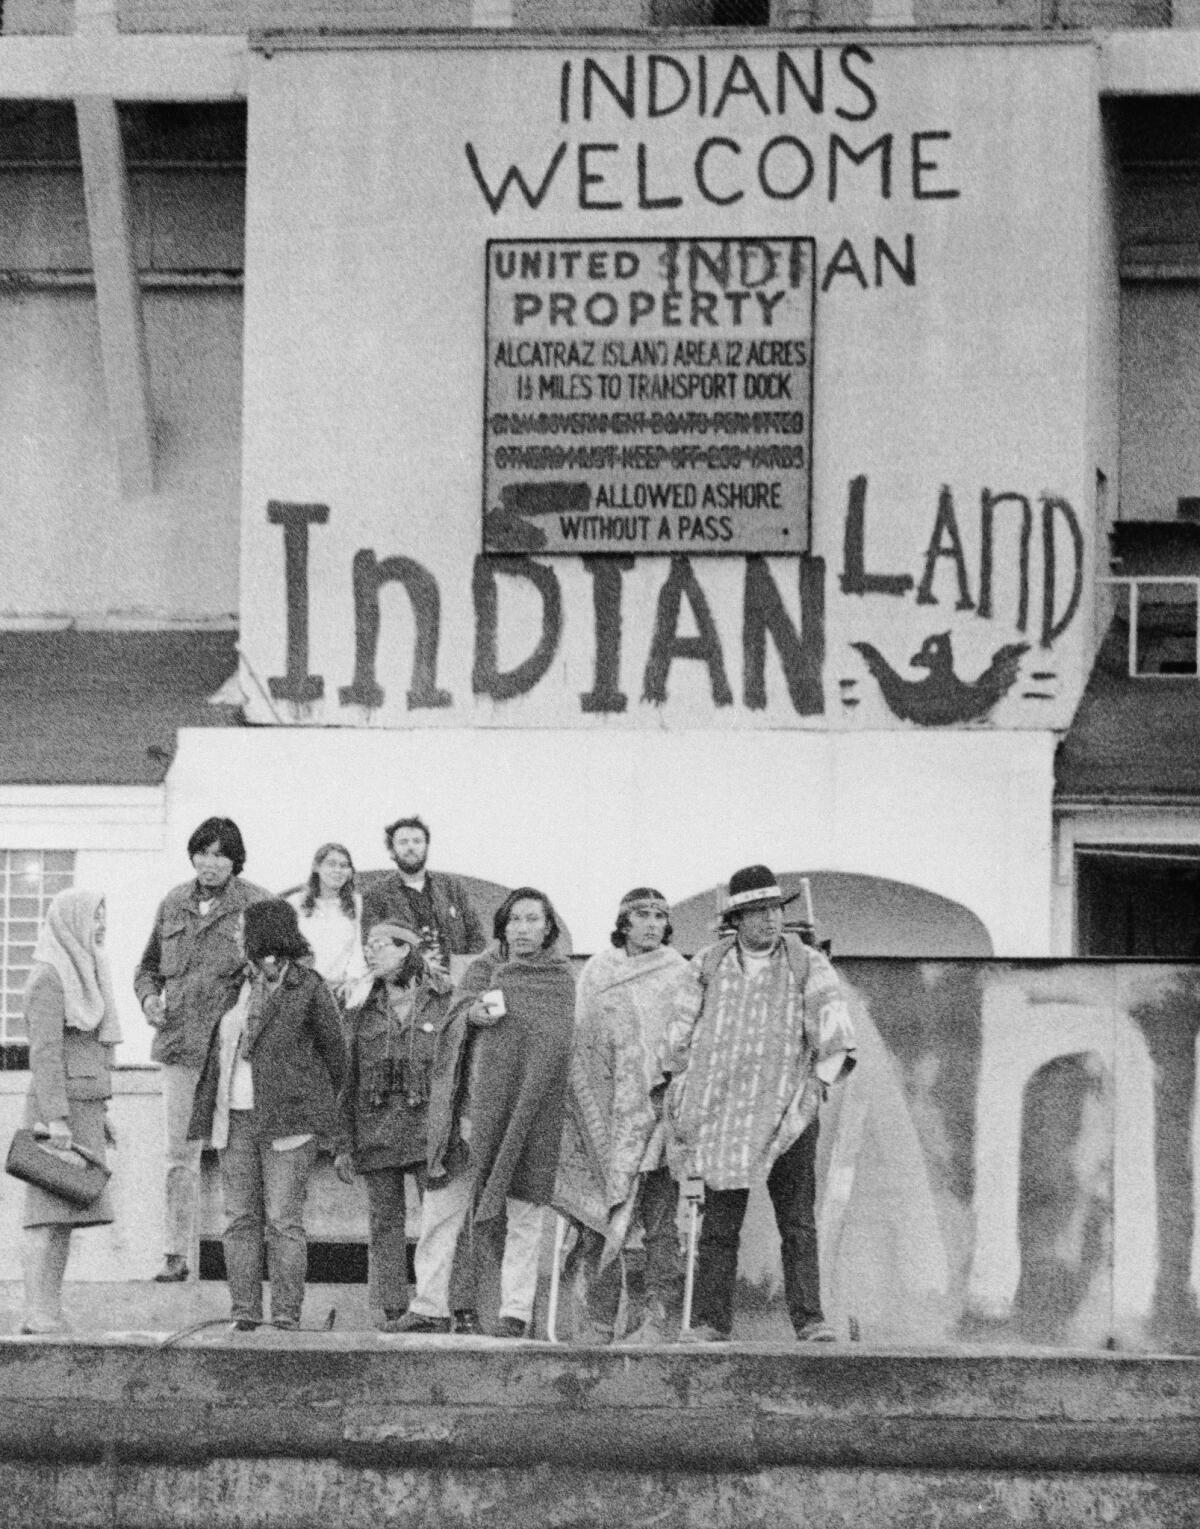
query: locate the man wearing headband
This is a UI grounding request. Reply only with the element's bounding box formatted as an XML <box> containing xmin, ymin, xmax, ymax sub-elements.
<box><xmin>663</xmin><ymin>864</ymin><xmax>857</xmax><ymax>1344</ymax></box>
<box><xmin>554</xmin><ymin>887</ymin><xmax>688</xmax><ymax>1345</ymax></box>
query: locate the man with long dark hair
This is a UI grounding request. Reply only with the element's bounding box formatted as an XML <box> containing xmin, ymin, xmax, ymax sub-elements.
<box><xmin>134</xmin><ymin>816</ymin><xmax>268</xmax><ymax>1283</ymax></box>
<box><xmin>554</xmin><ymin>888</ymin><xmax>689</xmax><ymax>1344</ymax></box>
<box><xmin>392</xmin><ymin>887</ymin><xmax>575</xmax><ymax>1338</ymax></box>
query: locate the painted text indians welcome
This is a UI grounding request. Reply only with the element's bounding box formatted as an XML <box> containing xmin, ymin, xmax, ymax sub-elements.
<box><xmin>465</xmin><ymin>48</ymin><xmax>961</xmax><ymax>219</ymax></box>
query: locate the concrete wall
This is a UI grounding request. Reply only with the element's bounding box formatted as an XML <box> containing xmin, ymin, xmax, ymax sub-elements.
<box><xmin>0</xmin><ymin>288</ymin><xmax>243</xmax><ymax>623</ymax></box>
<box><xmin>1120</xmin><ymin>282</ymin><xmax>1200</xmax><ymax>522</ymax></box>
<box><xmin>808</xmin><ymin>959</ymin><xmax>1192</xmax><ymax>1350</ymax></box>
<box><xmin>0</xmin><ymin>127</ymin><xmax>245</xmax><ymax>625</ymax></box>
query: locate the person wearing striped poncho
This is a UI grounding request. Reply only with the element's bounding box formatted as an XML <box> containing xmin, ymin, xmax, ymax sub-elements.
<box><xmin>663</xmin><ymin>864</ymin><xmax>857</xmax><ymax>1345</ymax></box>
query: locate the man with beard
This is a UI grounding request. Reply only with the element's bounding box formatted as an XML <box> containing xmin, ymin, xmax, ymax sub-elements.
<box><xmin>361</xmin><ymin>817</ymin><xmax>486</xmax><ymax>974</ymax></box>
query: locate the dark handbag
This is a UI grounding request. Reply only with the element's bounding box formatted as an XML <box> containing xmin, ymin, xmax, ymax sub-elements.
<box><xmin>5</xmin><ymin>1127</ymin><xmax>110</xmax><ymax>1208</ymax></box>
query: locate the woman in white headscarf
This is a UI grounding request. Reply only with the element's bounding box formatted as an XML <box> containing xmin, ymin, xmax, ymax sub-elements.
<box><xmin>20</xmin><ymin>889</ymin><xmax>121</xmax><ymax>1334</ymax></box>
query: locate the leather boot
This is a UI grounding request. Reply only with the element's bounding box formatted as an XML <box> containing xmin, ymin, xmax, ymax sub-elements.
<box><xmin>619</xmin><ymin>1298</ymin><xmax>669</xmax><ymax>1346</ymax></box>
<box><xmin>153</xmin><ymin>1254</ymin><xmax>189</xmax><ymax>1283</ymax></box>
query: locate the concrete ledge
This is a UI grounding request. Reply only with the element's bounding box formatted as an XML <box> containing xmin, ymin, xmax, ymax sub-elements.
<box><xmin>0</xmin><ymin>1339</ymin><xmax>1198</xmax><ymax>1475</ymax></box>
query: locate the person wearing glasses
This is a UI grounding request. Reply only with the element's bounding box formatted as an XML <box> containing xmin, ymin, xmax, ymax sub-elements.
<box><xmin>333</xmin><ymin>922</ymin><xmax>452</xmax><ymax>1327</ymax></box>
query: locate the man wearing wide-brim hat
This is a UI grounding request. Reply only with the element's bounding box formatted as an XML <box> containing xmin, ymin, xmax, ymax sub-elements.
<box><xmin>662</xmin><ymin>864</ymin><xmax>857</xmax><ymax>1343</ymax></box>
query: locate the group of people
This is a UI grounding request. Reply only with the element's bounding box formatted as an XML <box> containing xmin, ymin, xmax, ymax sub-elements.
<box><xmin>18</xmin><ymin>812</ymin><xmax>857</xmax><ymax>1346</ymax></box>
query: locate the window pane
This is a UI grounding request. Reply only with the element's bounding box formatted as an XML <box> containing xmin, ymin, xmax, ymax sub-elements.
<box><xmin>1134</xmin><ymin>580</ymin><xmax>1198</xmax><ymax>677</ymax></box>
<box><xmin>0</xmin><ymin>850</ymin><xmax>75</xmax><ymax>1053</ymax></box>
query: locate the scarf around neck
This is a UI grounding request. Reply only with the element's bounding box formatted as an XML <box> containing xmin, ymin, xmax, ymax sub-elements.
<box><xmin>30</xmin><ymin>888</ymin><xmax>122</xmax><ymax>1044</ymax></box>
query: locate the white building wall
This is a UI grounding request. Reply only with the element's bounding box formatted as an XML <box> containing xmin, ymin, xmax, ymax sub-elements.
<box><xmin>105</xmin><ymin>723</ymin><xmax>1054</xmax><ymax>1063</ymax></box>
<box><xmin>0</xmin><ymin>287</ymin><xmax>243</xmax><ymax>623</ymax></box>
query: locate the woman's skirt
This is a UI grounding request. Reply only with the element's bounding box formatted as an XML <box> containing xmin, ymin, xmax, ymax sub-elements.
<box><xmin>21</xmin><ymin>1094</ymin><xmax>114</xmax><ymax>1229</ymax></box>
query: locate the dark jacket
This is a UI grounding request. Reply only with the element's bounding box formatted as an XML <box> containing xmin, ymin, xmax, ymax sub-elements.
<box><xmin>338</xmin><ymin>976</ymin><xmax>450</xmax><ymax>1172</ymax></box>
<box><xmin>134</xmin><ymin>876</ymin><xmax>270</xmax><ymax>1067</ymax></box>
<box><xmin>26</xmin><ymin>967</ymin><xmax>113</xmax><ymax>1120</ymax></box>
<box><xmin>187</xmin><ymin>962</ymin><xmax>348</xmax><ymax>1149</ymax></box>
<box><xmin>360</xmin><ymin>871</ymin><xmax>486</xmax><ymax>958</ymax></box>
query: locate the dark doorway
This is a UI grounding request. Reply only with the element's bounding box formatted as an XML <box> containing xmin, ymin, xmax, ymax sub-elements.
<box><xmin>1076</xmin><ymin>848</ymin><xmax>1200</xmax><ymax>956</ymax></box>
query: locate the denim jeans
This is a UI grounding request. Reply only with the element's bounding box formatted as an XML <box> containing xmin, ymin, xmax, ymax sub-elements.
<box><xmin>692</xmin><ymin>1119</ymin><xmax>822</xmax><ymax>1337</ymax></box>
<box><xmin>570</xmin><ymin>1165</ymin><xmax>679</xmax><ymax>1330</ymax></box>
<box><xmin>162</xmin><ymin>1063</ymin><xmax>204</xmax><ymax>1260</ymax></box>
<box><xmin>220</xmin><ymin>1111</ymin><xmax>317</xmax><ymax>1325</ymax></box>
<box><xmin>363</xmin><ymin>1165</ymin><xmax>427</xmax><ymax>1315</ymax></box>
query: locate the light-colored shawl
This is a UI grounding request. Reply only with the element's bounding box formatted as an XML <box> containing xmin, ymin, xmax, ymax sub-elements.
<box><xmin>29</xmin><ymin>889</ymin><xmax>122</xmax><ymax>1044</ymax></box>
<box><xmin>554</xmin><ymin>943</ymin><xmax>688</xmax><ymax>1262</ymax></box>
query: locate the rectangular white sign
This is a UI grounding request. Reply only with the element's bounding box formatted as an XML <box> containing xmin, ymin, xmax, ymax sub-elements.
<box><xmin>483</xmin><ymin>235</ymin><xmax>814</xmax><ymax>555</ymax></box>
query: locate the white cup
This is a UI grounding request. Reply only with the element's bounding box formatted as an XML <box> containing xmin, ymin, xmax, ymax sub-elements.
<box><xmin>480</xmin><ymin>988</ymin><xmax>506</xmax><ymax>1018</ymax></box>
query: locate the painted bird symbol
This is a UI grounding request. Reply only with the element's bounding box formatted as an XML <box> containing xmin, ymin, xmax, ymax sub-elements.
<box><xmin>850</xmin><ymin>631</ymin><xmax>1030</xmax><ymax>725</ymax></box>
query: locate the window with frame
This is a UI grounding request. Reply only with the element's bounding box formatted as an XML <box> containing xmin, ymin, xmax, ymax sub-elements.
<box><xmin>0</xmin><ymin>850</ymin><xmax>76</xmax><ymax>1067</ymax></box>
<box><xmin>1106</xmin><ymin>577</ymin><xmax>1200</xmax><ymax>676</ymax></box>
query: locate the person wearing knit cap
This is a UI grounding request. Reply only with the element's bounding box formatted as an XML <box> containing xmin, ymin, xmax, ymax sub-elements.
<box><xmin>554</xmin><ymin>887</ymin><xmax>689</xmax><ymax>1344</ymax></box>
<box><xmin>20</xmin><ymin>889</ymin><xmax>122</xmax><ymax>1334</ymax></box>
<box><xmin>663</xmin><ymin>864</ymin><xmax>857</xmax><ymax>1344</ymax></box>
<box><xmin>187</xmin><ymin>898</ymin><xmax>347</xmax><ymax>1332</ymax></box>
<box><xmin>334</xmin><ymin>922</ymin><xmax>451</xmax><ymax>1327</ymax></box>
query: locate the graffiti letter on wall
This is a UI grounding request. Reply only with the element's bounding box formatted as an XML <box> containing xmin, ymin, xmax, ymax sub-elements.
<box><xmin>267</xmin><ymin>500</ymin><xmax>328</xmax><ymax>706</ymax></box>
<box><xmin>828</xmin><ymin>133</ymin><xmax>892</xmax><ymax>202</ymax></box>
<box><xmin>978</xmin><ymin>491</ymin><xmax>1032</xmax><ymax>632</ymax></box>
<box><xmin>465</xmin><ymin>142</ymin><xmax>568</xmax><ymax>215</ymax></box>
<box><xmin>643</xmin><ymin>556</ymin><xmax>733</xmax><ymax>707</ymax></box>
<box><xmin>743</xmin><ymin>555</ymin><xmax>825</xmax><ymax>714</ymax></box>
<box><xmin>338</xmin><ymin>551</ymin><xmax>452</xmax><ymax>711</ymax></box>
<box><xmin>580</xmin><ymin>556</ymin><xmax>634</xmax><ymax>714</ymax></box>
<box><xmin>840</xmin><ymin>475</ymin><xmax>914</xmax><ymax>597</ymax></box>
<box><xmin>472</xmin><ymin>555</ymin><xmax>564</xmax><ymax>701</ymax></box>
<box><xmin>1040</xmin><ymin>496</ymin><xmax>1083</xmax><ymax>649</ymax></box>
<box><xmin>916</xmin><ymin>486</ymin><xmax>975</xmax><ymax>611</ymax></box>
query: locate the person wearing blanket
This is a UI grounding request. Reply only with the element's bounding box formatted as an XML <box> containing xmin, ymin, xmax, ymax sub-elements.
<box><xmin>391</xmin><ymin>887</ymin><xmax>575</xmax><ymax>1339</ymax></box>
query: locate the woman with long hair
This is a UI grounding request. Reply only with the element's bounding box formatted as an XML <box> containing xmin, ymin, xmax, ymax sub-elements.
<box><xmin>288</xmin><ymin>843</ymin><xmax>370</xmax><ymax>1007</ymax></box>
<box><xmin>20</xmin><ymin>889</ymin><xmax>121</xmax><ymax>1334</ymax></box>
<box><xmin>189</xmin><ymin>898</ymin><xmax>346</xmax><ymax>1332</ymax></box>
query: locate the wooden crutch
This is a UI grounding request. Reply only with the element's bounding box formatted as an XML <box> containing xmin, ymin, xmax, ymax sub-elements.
<box><xmin>546</xmin><ymin>1213</ymin><xmax>569</xmax><ymax>1343</ymax></box>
